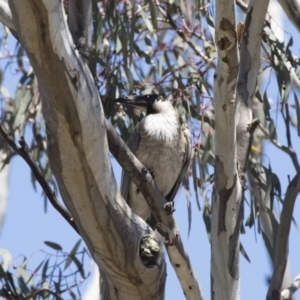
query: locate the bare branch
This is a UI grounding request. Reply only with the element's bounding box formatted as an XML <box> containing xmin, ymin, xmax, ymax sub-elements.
<box><xmin>277</xmin><ymin>0</ymin><xmax>300</xmax><ymax>32</ymax></box>
<box><xmin>281</xmin><ymin>273</ymin><xmax>300</xmax><ymax>299</ymax></box>
<box><xmin>23</xmin><ymin>288</ymin><xmax>63</xmax><ymax>300</ymax></box>
<box><xmin>282</xmin><ymin>103</ymin><xmax>293</xmax><ymax>149</ymax></box>
<box><xmin>0</xmin><ymin>0</ymin><xmax>14</xmax><ymax>31</ymax></box>
<box><xmin>105</xmin><ymin>120</ymin><xmax>203</xmax><ymax>300</ymax></box>
<box><xmin>165</xmin><ymin>230</ymin><xmax>204</xmax><ymax>300</ymax></box>
<box><xmin>259</xmin><ymin>123</ymin><xmax>300</xmax><ymax>172</ymax></box>
<box><xmin>0</xmin><ymin>123</ymin><xmax>79</xmax><ymax>234</ymax></box>
<box><xmin>0</xmin><ymin>0</ymin><xmax>19</xmax><ymax>39</ymax></box>
<box><xmin>267</xmin><ymin>171</ymin><xmax>300</xmax><ymax>299</ymax></box>
<box><xmin>235</xmin><ymin>0</ymin><xmax>248</xmax><ymax>13</ymax></box>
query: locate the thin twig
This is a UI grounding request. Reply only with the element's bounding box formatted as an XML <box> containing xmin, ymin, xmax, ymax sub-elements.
<box><xmin>259</xmin><ymin>123</ymin><xmax>300</xmax><ymax>172</ymax></box>
<box><xmin>154</xmin><ymin>0</ymin><xmax>213</xmax><ymax>65</ymax></box>
<box><xmin>267</xmin><ymin>171</ymin><xmax>300</xmax><ymax>299</ymax></box>
<box><xmin>23</xmin><ymin>288</ymin><xmax>63</xmax><ymax>300</ymax></box>
<box><xmin>0</xmin><ymin>123</ymin><xmax>79</xmax><ymax>234</ymax></box>
<box><xmin>235</xmin><ymin>0</ymin><xmax>248</xmax><ymax>13</ymax></box>
<box><xmin>281</xmin><ymin>273</ymin><xmax>300</xmax><ymax>299</ymax></box>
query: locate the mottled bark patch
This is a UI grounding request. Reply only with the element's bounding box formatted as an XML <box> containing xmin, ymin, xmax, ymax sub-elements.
<box><xmin>228</xmin><ymin>194</ymin><xmax>243</xmax><ymax>279</ymax></box>
<box><xmin>218</xmin><ymin>176</ymin><xmax>236</xmax><ymax>234</ymax></box>
<box><xmin>237</xmin><ymin>8</ymin><xmax>253</xmax><ymax>103</ymax></box>
<box><xmin>218</xmin><ymin>18</ymin><xmax>237</xmax><ymax>51</ymax></box>
<box><xmin>217</xmin><ymin>36</ymin><xmax>231</xmax><ymax>50</ymax></box>
<box><xmin>140</xmin><ymin>234</ymin><xmax>161</xmax><ymax>267</ymax></box>
<box><xmin>215</xmin><ymin>156</ymin><xmax>237</xmax><ymax>234</ymax></box>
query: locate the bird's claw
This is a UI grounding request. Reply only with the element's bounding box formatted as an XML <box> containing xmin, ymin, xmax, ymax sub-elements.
<box><xmin>164</xmin><ymin>201</ymin><xmax>175</xmax><ymax>215</ymax></box>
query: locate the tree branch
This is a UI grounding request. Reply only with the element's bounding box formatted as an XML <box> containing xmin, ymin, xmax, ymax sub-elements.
<box><xmin>166</xmin><ymin>231</ymin><xmax>204</xmax><ymax>300</ymax></box>
<box><xmin>0</xmin><ymin>0</ymin><xmax>16</xmax><ymax>35</ymax></box>
<box><xmin>212</xmin><ymin>0</ymin><xmax>241</xmax><ymax>298</ymax></box>
<box><xmin>0</xmin><ymin>123</ymin><xmax>79</xmax><ymax>234</ymax></box>
<box><xmin>23</xmin><ymin>288</ymin><xmax>63</xmax><ymax>300</ymax></box>
<box><xmin>235</xmin><ymin>0</ymin><xmax>248</xmax><ymax>13</ymax></box>
<box><xmin>105</xmin><ymin>120</ymin><xmax>203</xmax><ymax>300</ymax></box>
<box><xmin>67</xmin><ymin>0</ymin><xmax>92</xmax><ymax>59</ymax></box>
<box><xmin>267</xmin><ymin>171</ymin><xmax>300</xmax><ymax>299</ymax></box>
<box><xmin>259</xmin><ymin>123</ymin><xmax>300</xmax><ymax>172</ymax></box>
<box><xmin>277</xmin><ymin>0</ymin><xmax>300</xmax><ymax>32</ymax></box>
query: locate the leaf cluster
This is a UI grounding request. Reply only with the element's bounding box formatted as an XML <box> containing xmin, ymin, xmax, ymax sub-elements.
<box><xmin>0</xmin><ymin>240</ymin><xmax>91</xmax><ymax>300</ymax></box>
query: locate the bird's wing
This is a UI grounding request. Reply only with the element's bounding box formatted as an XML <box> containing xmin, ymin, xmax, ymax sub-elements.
<box><xmin>120</xmin><ymin>124</ymin><xmax>141</xmax><ymax>202</ymax></box>
<box><xmin>165</xmin><ymin>126</ymin><xmax>191</xmax><ymax>202</ymax></box>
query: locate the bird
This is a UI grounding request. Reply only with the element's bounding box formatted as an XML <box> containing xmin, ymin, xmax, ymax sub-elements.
<box><xmin>114</xmin><ymin>93</ymin><xmax>191</xmax><ymax>225</ymax></box>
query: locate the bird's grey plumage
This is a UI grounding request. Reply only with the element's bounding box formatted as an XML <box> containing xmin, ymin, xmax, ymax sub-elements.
<box><xmin>117</xmin><ymin>94</ymin><xmax>191</xmax><ymax>223</ymax></box>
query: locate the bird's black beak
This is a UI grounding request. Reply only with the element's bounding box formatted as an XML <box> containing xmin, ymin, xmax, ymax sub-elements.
<box><xmin>114</xmin><ymin>94</ymin><xmax>149</xmax><ymax>110</ymax></box>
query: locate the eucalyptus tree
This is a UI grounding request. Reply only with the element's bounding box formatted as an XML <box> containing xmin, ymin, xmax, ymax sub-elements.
<box><xmin>0</xmin><ymin>0</ymin><xmax>300</xmax><ymax>300</ymax></box>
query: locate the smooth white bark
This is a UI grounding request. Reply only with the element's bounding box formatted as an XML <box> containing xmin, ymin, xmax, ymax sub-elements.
<box><xmin>212</xmin><ymin>0</ymin><xmax>241</xmax><ymax>298</ymax></box>
<box><xmin>0</xmin><ymin>150</ymin><xmax>9</xmax><ymax>235</ymax></box>
<box><xmin>7</xmin><ymin>1</ymin><xmax>165</xmax><ymax>299</ymax></box>
<box><xmin>213</xmin><ymin>0</ymin><xmax>270</xmax><ymax>299</ymax></box>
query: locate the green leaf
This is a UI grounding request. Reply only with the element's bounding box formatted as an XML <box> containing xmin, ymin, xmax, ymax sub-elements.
<box><xmin>240</xmin><ymin>243</ymin><xmax>251</xmax><ymax>263</ymax></box>
<box><xmin>191</xmin><ymin>152</ymin><xmax>201</xmax><ymax>210</ymax></box>
<box><xmin>123</xmin><ymin>65</ymin><xmax>134</xmax><ymax>93</ymax></box>
<box><xmin>147</xmin><ymin>0</ymin><xmax>158</xmax><ymax>31</ymax></box>
<box><xmin>263</xmin><ymin>165</ymin><xmax>274</xmax><ymax>209</ymax></box>
<box><xmin>294</xmin><ymin>92</ymin><xmax>300</xmax><ymax>137</ymax></box>
<box><xmin>129</xmin><ymin>5</ymin><xmax>136</xmax><ymax>66</ymax></box>
<box><xmin>262</xmin><ymin>229</ymin><xmax>274</xmax><ymax>262</ymax></box>
<box><xmin>68</xmin><ymin>288</ymin><xmax>78</xmax><ymax>300</ymax></box>
<box><xmin>268</xmin><ymin>119</ymin><xmax>277</xmax><ymax>140</ymax></box>
<box><xmin>65</xmin><ymin>239</ymin><xmax>82</xmax><ymax>270</ymax></box>
<box><xmin>138</xmin><ymin>4</ymin><xmax>154</xmax><ymax>33</ymax></box>
<box><xmin>27</xmin><ymin>260</ymin><xmax>44</xmax><ymax>285</ymax></box>
<box><xmin>119</xmin><ymin>21</ymin><xmax>128</xmax><ymax>66</ymax></box>
<box><xmin>42</xmin><ymin>259</ymin><xmax>49</xmax><ymax>281</ymax></box>
<box><xmin>186</xmin><ymin>189</ymin><xmax>192</xmax><ymax>237</ymax></box>
<box><xmin>44</xmin><ymin>241</ymin><xmax>63</xmax><ymax>251</ymax></box>
<box><xmin>0</xmin><ymin>248</ymin><xmax>12</xmax><ymax>272</ymax></box>
<box><xmin>18</xmin><ymin>276</ymin><xmax>30</xmax><ymax>294</ymax></box>
<box><xmin>16</xmin><ymin>266</ymin><xmax>32</xmax><ymax>286</ymax></box>
<box><xmin>263</xmin><ymin>91</ymin><xmax>271</xmax><ymax>121</ymax></box>
<box><xmin>202</xmin><ymin>200</ymin><xmax>211</xmax><ymax>242</ymax></box>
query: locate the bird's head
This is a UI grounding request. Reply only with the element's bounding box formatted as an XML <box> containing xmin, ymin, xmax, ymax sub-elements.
<box><xmin>114</xmin><ymin>93</ymin><xmax>166</xmax><ymax>115</ymax></box>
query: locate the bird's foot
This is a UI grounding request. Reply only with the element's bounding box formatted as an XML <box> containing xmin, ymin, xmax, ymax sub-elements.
<box><xmin>150</xmin><ymin>170</ymin><xmax>155</xmax><ymax>179</ymax></box>
<box><xmin>164</xmin><ymin>201</ymin><xmax>175</xmax><ymax>215</ymax></box>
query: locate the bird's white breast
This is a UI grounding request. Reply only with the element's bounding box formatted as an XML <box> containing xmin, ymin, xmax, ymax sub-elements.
<box><xmin>128</xmin><ymin>106</ymin><xmax>185</xmax><ymax>220</ymax></box>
